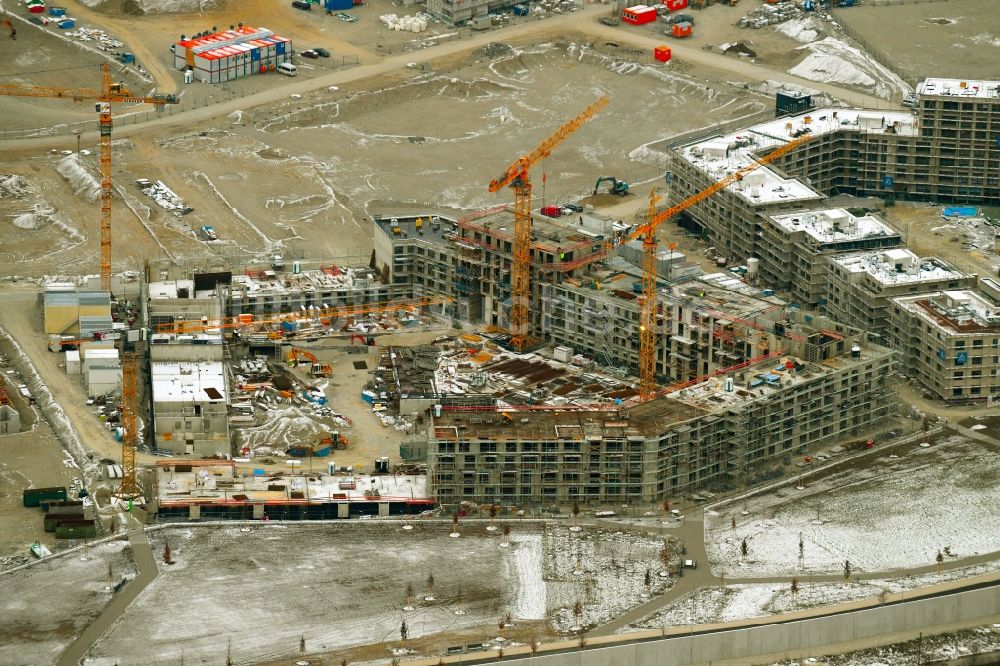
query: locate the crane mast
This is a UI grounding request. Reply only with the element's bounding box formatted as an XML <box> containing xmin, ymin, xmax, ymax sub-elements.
<box><xmin>489</xmin><ymin>95</ymin><xmax>609</xmax><ymax>351</ymax></box>
<box><xmin>636</xmin><ymin>134</ymin><xmax>813</xmax><ymax>399</ymax></box>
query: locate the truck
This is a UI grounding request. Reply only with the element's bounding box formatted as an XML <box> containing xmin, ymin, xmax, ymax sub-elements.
<box><xmin>200</xmin><ymin>225</ymin><xmax>218</xmax><ymax>241</ymax></box>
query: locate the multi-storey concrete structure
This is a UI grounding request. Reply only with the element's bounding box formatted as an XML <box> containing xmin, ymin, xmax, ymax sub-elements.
<box><xmin>892</xmin><ymin>289</ymin><xmax>1000</xmax><ymax>401</ymax></box>
<box><xmin>425</xmin><ymin>0</ymin><xmax>518</xmax><ymax>24</ymax></box>
<box><xmin>150</xmin><ymin>334</ymin><xmax>230</xmax><ymax>456</ymax></box>
<box><xmin>761</xmin><ymin>208</ymin><xmax>901</xmax><ymax>306</ymax></box>
<box><xmin>826</xmin><ymin>249</ymin><xmax>975</xmax><ymax>340</ymax></box>
<box><xmin>427</xmin><ymin>335</ymin><xmax>896</xmax><ymax>505</ymax></box>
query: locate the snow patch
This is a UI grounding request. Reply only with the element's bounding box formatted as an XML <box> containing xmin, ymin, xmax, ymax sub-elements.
<box><xmin>56</xmin><ymin>154</ymin><xmax>100</xmax><ymax>202</ymax></box>
<box><xmin>776</xmin><ymin>17</ymin><xmax>822</xmax><ymax>44</ymax></box>
<box><xmin>510</xmin><ymin>534</ymin><xmax>545</xmax><ymax>620</ymax></box>
<box><xmin>789</xmin><ymin>37</ymin><xmax>912</xmax><ymax>100</ymax></box>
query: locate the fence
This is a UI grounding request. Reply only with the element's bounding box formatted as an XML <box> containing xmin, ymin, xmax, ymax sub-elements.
<box><xmin>830</xmin><ymin>6</ymin><xmax>923</xmax><ymax>88</ymax></box>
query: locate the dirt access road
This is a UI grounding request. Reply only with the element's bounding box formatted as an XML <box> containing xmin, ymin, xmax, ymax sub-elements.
<box><xmin>0</xmin><ymin>5</ymin><xmax>896</xmax><ymax>156</ymax></box>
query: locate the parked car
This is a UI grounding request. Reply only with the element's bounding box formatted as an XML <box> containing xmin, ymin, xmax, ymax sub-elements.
<box><xmin>313</xmin><ymin>47</ymin><xmax>330</xmax><ymax>57</ymax></box>
<box><xmin>300</xmin><ymin>49</ymin><xmax>320</xmax><ymax>59</ymax></box>
<box><xmin>560</xmin><ymin>202</ymin><xmax>583</xmax><ymax>213</ymax></box>
<box><xmin>683</xmin><ymin>559</ymin><xmax>697</xmax><ymax>569</ymax></box>
<box><xmin>291</xmin><ymin>0</ymin><xmax>311</xmax><ymax>9</ymax></box>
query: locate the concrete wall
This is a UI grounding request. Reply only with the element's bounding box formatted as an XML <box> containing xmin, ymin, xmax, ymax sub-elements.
<box><xmin>0</xmin><ymin>404</ymin><xmax>21</xmax><ymax>435</ymax></box>
<box><xmin>489</xmin><ymin>585</ymin><xmax>1000</xmax><ymax>666</ymax></box>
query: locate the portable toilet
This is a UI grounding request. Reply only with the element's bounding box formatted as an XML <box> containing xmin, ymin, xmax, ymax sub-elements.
<box><xmin>184</xmin><ymin>70</ymin><xmax>194</xmax><ymax>84</ymax></box>
<box><xmin>654</xmin><ymin>45</ymin><xmax>671</xmax><ymax>62</ymax></box>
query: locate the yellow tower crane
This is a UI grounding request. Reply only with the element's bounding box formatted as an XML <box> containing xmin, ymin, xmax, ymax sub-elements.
<box><xmin>117</xmin><ymin>351</ymin><xmax>140</xmax><ymax>499</ymax></box>
<box><xmin>488</xmin><ymin>95</ymin><xmax>609</xmax><ymax>351</ymax></box>
<box><xmin>633</xmin><ymin>134</ymin><xmax>814</xmax><ymax>400</ymax></box>
<box><xmin>0</xmin><ymin>64</ymin><xmax>178</xmax><ymax>291</ymax></box>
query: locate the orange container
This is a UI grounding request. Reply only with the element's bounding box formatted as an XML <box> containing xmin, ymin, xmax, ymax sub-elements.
<box><xmin>654</xmin><ymin>45</ymin><xmax>672</xmax><ymax>62</ymax></box>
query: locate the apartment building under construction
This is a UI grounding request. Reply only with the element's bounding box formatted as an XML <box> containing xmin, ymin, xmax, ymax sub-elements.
<box><xmin>427</xmin><ymin>334</ymin><xmax>897</xmax><ymax>504</ymax></box>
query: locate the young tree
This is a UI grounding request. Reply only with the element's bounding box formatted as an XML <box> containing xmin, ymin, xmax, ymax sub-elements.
<box><xmin>426</xmin><ymin>572</ymin><xmax>435</xmax><ymax>600</ymax></box>
<box><xmin>340</xmin><ymin>659</ymin><xmax>349</xmax><ymax>666</ymax></box>
<box><xmin>720</xmin><ymin>571</ymin><xmax>725</xmax><ymax>589</ymax></box>
<box><xmin>878</xmin><ymin>588</ymin><xmax>889</xmax><ymax>606</ymax></box>
<box><xmin>790</xmin><ymin>577</ymin><xmax>799</xmax><ymax>607</ymax></box>
<box><xmin>452</xmin><ymin>511</ymin><xmax>460</xmax><ymax>532</ymax></box>
<box><xmin>660</xmin><ymin>540</ymin><xmax>672</xmax><ymax>574</ymax></box>
<box><xmin>572</xmin><ymin>600</ymin><xmax>583</xmax><ymax>630</ymax></box>
<box><xmin>662</xmin><ymin>497</ymin><xmax>671</xmax><ymax>514</ymax></box>
<box><xmin>843</xmin><ymin>560</ymin><xmax>852</xmax><ymax>583</ymax></box>
<box><xmin>405</xmin><ymin>582</ymin><xmax>414</xmax><ymax>610</ymax></box>
<box><xmin>936</xmin><ymin>549</ymin><xmax>944</xmax><ymax>573</ymax></box>
<box><xmin>570</xmin><ymin>500</ymin><xmax>581</xmax><ymax>531</ymax></box>
<box><xmin>502</xmin><ymin>523</ymin><xmax>511</xmax><ymax>547</ymax></box>
<box><xmin>163</xmin><ymin>541</ymin><xmax>172</xmax><ymax>565</ymax></box>
<box><xmin>644</xmin><ymin>567</ymin><xmax>651</xmax><ymax>589</ymax></box>
<box><xmin>497</xmin><ymin>646</ymin><xmax>504</xmax><ymax>662</ymax></box>
<box><xmin>578</xmin><ymin>635</ymin><xmax>587</xmax><ymax>651</ymax></box>
<box><xmin>489</xmin><ymin>504</ymin><xmax>499</xmax><ymax>528</ymax></box>
<box><xmin>798</xmin><ymin>532</ymin><xmax>805</xmax><ymax>568</ymax></box>
<box><xmin>731</xmin><ymin>516</ymin><xmax>736</xmax><ymax>535</ymax></box>
<box><xmin>740</xmin><ymin>538</ymin><xmax>749</xmax><ymax>563</ymax></box>
<box><xmin>529</xmin><ymin>637</ymin><xmax>539</xmax><ymax>656</ymax></box>
<box><xmin>400</xmin><ymin>619</ymin><xmax>408</xmax><ymax>642</ymax></box>
<box><xmin>226</xmin><ymin>639</ymin><xmax>233</xmax><ymax>666</ymax></box>
<box><xmin>300</xmin><ymin>635</ymin><xmax>306</xmax><ymax>653</ymax></box>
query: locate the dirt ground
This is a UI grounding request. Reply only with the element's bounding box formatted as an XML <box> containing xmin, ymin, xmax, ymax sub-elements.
<box><xmin>0</xmin><ymin>537</ymin><xmax>134</xmax><ymax>665</ymax></box>
<box><xmin>835</xmin><ymin>0</ymin><xmax>1000</xmax><ymax>80</ymax></box>
<box><xmin>885</xmin><ymin>201</ymin><xmax>999</xmax><ymax>279</ymax></box>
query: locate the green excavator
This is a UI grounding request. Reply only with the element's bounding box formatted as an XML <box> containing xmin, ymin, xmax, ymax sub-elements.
<box><xmin>594</xmin><ymin>176</ymin><xmax>629</xmax><ymax>196</ymax></box>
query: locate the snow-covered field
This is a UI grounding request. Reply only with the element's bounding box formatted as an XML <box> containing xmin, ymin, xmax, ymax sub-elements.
<box><xmin>622</xmin><ymin>561</ymin><xmax>1000</xmax><ymax>632</ymax></box>
<box><xmin>0</xmin><ymin>538</ymin><xmax>134</xmax><ymax>665</ymax></box>
<box><xmin>705</xmin><ymin>434</ymin><xmax>1000</xmax><ymax>577</ymax></box>
<box><xmin>86</xmin><ymin>523</ymin><xmax>671</xmax><ymax>664</ymax></box>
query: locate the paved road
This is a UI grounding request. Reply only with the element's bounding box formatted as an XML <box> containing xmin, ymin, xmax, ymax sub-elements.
<box><xmin>56</xmin><ymin>527</ymin><xmax>159</xmax><ymax>666</ymax></box>
<box><xmin>0</xmin><ymin>6</ymin><xmax>898</xmax><ymax>154</ymax></box>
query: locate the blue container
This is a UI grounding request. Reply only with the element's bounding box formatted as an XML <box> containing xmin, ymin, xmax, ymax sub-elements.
<box><xmin>281</xmin><ymin>321</ymin><xmax>297</xmax><ymax>332</ymax></box>
<box><xmin>762</xmin><ymin>289</ymin><xmax>774</xmax><ymax>297</ymax></box>
<box><xmin>57</xmin><ymin>19</ymin><xmax>75</xmax><ymax>29</ymax></box>
<box><xmin>512</xmin><ymin>4</ymin><xmax>529</xmax><ymax>15</ymax></box>
<box><xmin>324</xmin><ymin>0</ymin><xmax>353</xmax><ymax>10</ymax></box>
<box><xmin>48</xmin><ymin>6</ymin><xmax>66</xmax><ymax>15</ymax></box>
<box><xmin>253</xmin><ymin>468</ymin><xmax>266</xmax><ymax>476</ymax></box>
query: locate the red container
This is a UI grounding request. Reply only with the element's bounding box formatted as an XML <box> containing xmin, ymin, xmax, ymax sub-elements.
<box><xmin>654</xmin><ymin>45</ymin><xmax>671</xmax><ymax>62</ymax></box>
<box><xmin>672</xmin><ymin>22</ymin><xmax>692</xmax><ymax>38</ymax></box>
<box><xmin>540</xmin><ymin>205</ymin><xmax>562</xmax><ymax>218</ymax></box>
<box><xmin>622</xmin><ymin>5</ymin><xmax>657</xmax><ymax>25</ymax></box>
<box><xmin>28</xmin><ymin>4</ymin><xmax>46</xmax><ymax>12</ymax></box>
<box><xmin>665</xmin><ymin>0</ymin><xmax>687</xmax><ymax>10</ymax></box>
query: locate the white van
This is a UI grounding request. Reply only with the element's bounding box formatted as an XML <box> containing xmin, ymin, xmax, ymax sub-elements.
<box><xmin>277</xmin><ymin>62</ymin><xmax>297</xmax><ymax>77</ymax></box>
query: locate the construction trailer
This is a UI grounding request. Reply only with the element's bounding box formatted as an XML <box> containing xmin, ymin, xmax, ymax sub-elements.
<box><xmin>622</xmin><ymin>4</ymin><xmax>657</xmax><ymax>24</ymax></box>
<box><xmin>173</xmin><ymin>26</ymin><xmax>292</xmax><ymax>83</ymax></box>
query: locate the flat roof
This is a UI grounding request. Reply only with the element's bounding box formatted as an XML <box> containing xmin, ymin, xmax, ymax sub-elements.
<box><xmin>895</xmin><ymin>289</ymin><xmax>1000</xmax><ymax>334</ymax></box>
<box><xmin>679</xmin><ymin>108</ymin><xmax>916</xmax><ymax>205</ymax></box>
<box><xmin>917</xmin><ymin>78</ymin><xmax>1000</xmax><ymax>100</ymax></box>
<box><xmin>151</xmin><ymin>361</ymin><xmax>227</xmax><ymax>403</ymax></box>
<box><xmin>226</xmin><ymin>266</ymin><xmax>382</xmax><ymax>297</ymax></box>
<box><xmin>832</xmin><ymin>249</ymin><xmax>968</xmax><ymax>286</ymax></box>
<box><xmin>156</xmin><ymin>463</ymin><xmax>429</xmax><ymax>505</ymax></box>
<box><xmin>770</xmin><ymin>208</ymin><xmax>897</xmax><ymax>245</ymax></box>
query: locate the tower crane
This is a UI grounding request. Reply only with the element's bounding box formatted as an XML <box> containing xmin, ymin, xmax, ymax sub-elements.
<box><xmin>633</xmin><ymin>134</ymin><xmax>814</xmax><ymax>400</ymax></box>
<box><xmin>117</xmin><ymin>351</ymin><xmax>140</xmax><ymax>499</ymax></box>
<box><xmin>488</xmin><ymin>95</ymin><xmax>609</xmax><ymax>351</ymax></box>
<box><xmin>0</xmin><ymin>64</ymin><xmax>178</xmax><ymax>292</ymax></box>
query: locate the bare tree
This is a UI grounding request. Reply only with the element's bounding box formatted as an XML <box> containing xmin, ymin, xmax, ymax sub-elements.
<box><xmin>529</xmin><ymin>637</ymin><xmax>539</xmax><ymax>656</ymax></box>
<box><xmin>578</xmin><ymin>635</ymin><xmax>587</xmax><ymax>651</ymax></box>
<box><xmin>226</xmin><ymin>639</ymin><xmax>233</xmax><ymax>666</ymax></box>
<box><xmin>452</xmin><ymin>511</ymin><xmax>460</xmax><ymax>532</ymax></box>
<box><xmin>662</xmin><ymin>497</ymin><xmax>670</xmax><ymax>514</ymax></box>
<box><xmin>489</xmin><ymin>504</ymin><xmax>499</xmax><ymax>528</ymax></box>
<box><xmin>843</xmin><ymin>560</ymin><xmax>852</xmax><ymax>583</ymax></box>
<box><xmin>497</xmin><ymin>646</ymin><xmax>504</xmax><ymax>661</ymax></box>
<box><xmin>731</xmin><ymin>516</ymin><xmax>736</xmax><ymax>535</ymax></box>
<box><xmin>163</xmin><ymin>541</ymin><xmax>172</xmax><ymax>565</ymax></box>
<box><xmin>740</xmin><ymin>538</ymin><xmax>749</xmax><ymax>563</ymax></box>
<box><xmin>878</xmin><ymin>588</ymin><xmax>889</xmax><ymax>606</ymax></box>
<box><xmin>644</xmin><ymin>567</ymin><xmax>651</xmax><ymax>589</ymax></box>
<box><xmin>798</xmin><ymin>532</ymin><xmax>804</xmax><ymax>568</ymax></box>
<box><xmin>790</xmin><ymin>577</ymin><xmax>799</xmax><ymax>607</ymax></box>
<box><xmin>405</xmin><ymin>582</ymin><xmax>414</xmax><ymax>609</ymax></box>
<box><xmin>427</xmin><ymin>572</ymin><xmax>435</xmax><ymax>598</ymax></box>
<box><xmin>573</xmin><ymin>600</ymin><xmax>583</xmax><ymax>630</ymax></box>
<box><xmin>660</xmin><ymin>540</ymin><xmax>672</xmax><ymax>574</ymax></box>
<box><xmin>936</xmin><ymin>549</ymin><xmax>944</xmax><ymax>573</ymax></box>
<box><xmin>571</xmin><ymin>500</ymin><xmax>580</xmax><ymax>530</ymax></box>
<box><xmin>720</xmin><ymin>571</ymin><xmax>725</xmax><ymax>589</ymax></box>
<box><xmin>502</xmin><ymin>523</ymin><xmax>511</xmax><ymax>547</ymax></box>
<box><xmin>400</xmin><ymin>618</ymin><xmax>408</xmax><ymax>642</ymax></box>
<box><xmin>300</xmin><ymin>635</ymin><xmax>306</xmax><ymax>653</ymax></box>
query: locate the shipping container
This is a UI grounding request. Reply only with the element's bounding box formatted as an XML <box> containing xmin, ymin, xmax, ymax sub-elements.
<box><xmin>672</xmin><ymin>21</ymin><xmax>692</xmax><ymax>37</ymax></box>
<box><xmin>23</xmin><ymin>486</ymin><xmax>67</xmax><ymax>508</ymax></box>
<box><xmin>48</xmin><ymin>6</ymin><xmax>66</xmax><ymax>15</ymax></box>
<box><xmin>56</xmin><ymin>524</ymin><xmax>97</xmax><ymax>539</ymax></box>
<box><xmin>654</xmin><ymin>45</ymin><xmax>671</xmax><ymax>62</ymax></box>
<box><xmin>664</xmin><ymin>0</ymin><xmax>687</xmax><ymax>10</ymax></box>
<box><xmin>623</xmin><ymin>5</ymin><xmax>657</xmax><ymax>25</ymax></box>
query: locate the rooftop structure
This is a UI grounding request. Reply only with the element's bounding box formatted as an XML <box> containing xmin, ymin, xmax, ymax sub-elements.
<box><xmin>151</xmin><ymin>361</ymin><xmax>226</xmax><ymax>403</ymax></box>
<box><xmin>916</xmin><ymin>78</ymin><xmax>1000</xmax><ymax>100</ymax></box>
<box><xmin>830</xmin><ymin>249</ymin><xmax>967</xmax><ymax>286</ymax></box>
<box><xmin>679</xmin><ymin>108</ymin><xmax>916</xmax><ymax>207</ymax></box>
<box><xmin>768</xmin><ymin>208</ymin><xmax>896</xmax><ymax>247</ymax></box>
<box><xmin>153</xmin><ymin>461</ymin><xmax>432</xmax><ymax>520</ymax></box>
<box><xmin>892</xmin><ymin>288</ymin><xmax>1000</xmax><ymax>401</ymax></box>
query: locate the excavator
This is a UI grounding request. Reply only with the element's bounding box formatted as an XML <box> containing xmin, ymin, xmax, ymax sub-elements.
<box><xmin>287</xmin><ymin>347</ymin><xmax>332</xmax><ymax>377</ymax></box>
<box><xmin>594</xmin><ymin>176</ymin><xmax>629</xmax><ymax>197</ymax></box>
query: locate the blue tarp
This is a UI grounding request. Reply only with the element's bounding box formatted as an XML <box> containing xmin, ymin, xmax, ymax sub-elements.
<box><xmin>942</xmin><ymin>206</ymin><xmax>979</xmax><ymax>217</ymax></box>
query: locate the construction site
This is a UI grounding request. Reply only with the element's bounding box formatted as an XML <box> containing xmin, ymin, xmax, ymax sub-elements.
<box><xmin>0</xmin><ymin>0</ymin><xmax>999</xmax><ymax>663</ymax></box>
